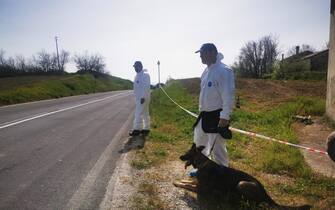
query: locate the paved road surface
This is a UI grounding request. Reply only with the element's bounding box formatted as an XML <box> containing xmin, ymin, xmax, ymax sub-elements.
<box><xmin>0</xmin><ymin>90</ymin><xmax>134</xmax><ymax>210</ymax></box>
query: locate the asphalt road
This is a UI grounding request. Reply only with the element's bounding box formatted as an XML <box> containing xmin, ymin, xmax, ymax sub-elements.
<box><xmin>0</xmin><ymin>90</ymin><xmax>134</xmax><ymax>210</ymax></box>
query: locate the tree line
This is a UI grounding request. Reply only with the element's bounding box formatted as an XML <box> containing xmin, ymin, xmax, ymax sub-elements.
<box><xmin>232</xmin><ymin>35</ymin><xmax>324</xmax><ymax>79</ymax></box>
<box><xmin>0</xmin><ymin>49</ymin><xmax>107</xmax><ymax>77</ymax></box>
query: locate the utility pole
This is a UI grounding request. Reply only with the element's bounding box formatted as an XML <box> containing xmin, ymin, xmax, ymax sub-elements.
<box><xmin>157</xmin><ymin>60</ymin><xmax>161</xmax><ymax>105</ymax></box>
<box><xmin>157</xmin><ymin>60</ymin><xmax>161</xmax><ymax>87</ymax></box>
<box><xmin>55</xmin><ymin>36</ymin><xmax>61</xmax><ymax>71</ymax></box>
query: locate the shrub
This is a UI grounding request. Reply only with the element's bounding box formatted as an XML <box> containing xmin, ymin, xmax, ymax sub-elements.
<box><xmin>272</xmin><ymin>60</ymin><xmax>309</xmax><ymax>79</ymax></box>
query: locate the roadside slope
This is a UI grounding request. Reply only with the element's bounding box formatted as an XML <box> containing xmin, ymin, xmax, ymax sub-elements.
<box><xmin>127</xmin><ymin>78</ymin><xmax>334</xmax><ymax>210</ymax></box>
<box><xmin>0</xmin><ymin>73</ymin><xmax>132</xmax><ymax>106</ymax></box>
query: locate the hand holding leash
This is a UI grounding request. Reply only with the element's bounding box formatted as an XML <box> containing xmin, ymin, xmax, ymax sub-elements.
<box><xmin>218</xmin><ymin>118</ymin><xmax>229</xmax><ymax>127</ymax></box>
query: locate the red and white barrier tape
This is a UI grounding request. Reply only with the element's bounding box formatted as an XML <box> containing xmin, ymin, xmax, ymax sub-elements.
<box><xmin>159</xmin><ymin>86</ymin><xmax>328</xmax><ymax>156</ymax></box>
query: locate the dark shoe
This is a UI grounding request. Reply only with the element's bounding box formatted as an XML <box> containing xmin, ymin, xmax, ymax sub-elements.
<box><xmin>141</xmin><ymin>129</ymin><xmax>150</xmax><ymax>135</ymax></box>
<box><xmin>188</xmin><ymin>168</ymin><xmax>198</xmax><ymax>177</ymax></box>
<box><xmin>129</xmin><ymin>130</ymin><xmax>141</xmax><ymax>136</ymax></box>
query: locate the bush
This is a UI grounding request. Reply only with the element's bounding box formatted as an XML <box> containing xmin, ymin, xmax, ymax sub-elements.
<box><xmin>272</xmin><ymin>60</ymin><xmax>308</xmax><ymax>79</ymax></box>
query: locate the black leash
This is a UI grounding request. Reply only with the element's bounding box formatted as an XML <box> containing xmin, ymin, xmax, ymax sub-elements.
<box><xmin>208</xmin><ymin>137</ymin><xmax>217</xmax><ymax>156</ymax></box>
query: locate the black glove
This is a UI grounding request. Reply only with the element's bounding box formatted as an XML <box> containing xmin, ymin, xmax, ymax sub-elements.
<box><xmin>217</xmin><ymin>125</ymin><xmax>232</xmax><ymax>139</ymax></box>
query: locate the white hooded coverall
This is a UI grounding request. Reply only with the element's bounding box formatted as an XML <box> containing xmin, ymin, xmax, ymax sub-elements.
<box><xmin>194</xmin><ymin>53</ymin><xmax>235</xmax><ymax>166</ymax></box>
<box><xmin>133</xmin><ymin>69</ymin><xmax>151</xmax><ymax>130</ymax></box>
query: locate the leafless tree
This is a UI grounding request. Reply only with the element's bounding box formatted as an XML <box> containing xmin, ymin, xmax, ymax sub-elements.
<box><xmin>233</xmin><ymin>35</ymin><xmax>279</xmax><ymax>78</ymax></box>
<box><xmin>73</xmin><ymin>52</ymin><xmax>106</xmax><ymax>73</ymax></box>
<box><xmin>0</xmin><ymin>49</ymin><xmax>6</xmax><ymax>65</ymax></box>
<box><xmin>322</xmin><ymin>41</ymin><xmax>330</xmax><ymax>50</ymax></box>
<box><xmin>34</xmin><ymin>50</ymin><xmax>56</xmax><ymax>72</ymax></box>
<box><xmin>15</xmin><ymin>55</ymin><xmax>26</xmax><ymax>71</ymax></box>
<box><xmin>0</xmin><ymin>49</ymin><xmax>71</xmax><ymax>75</ymax></box>
<box><xmin>6</xmin><ymin>56</ymin><xmax>15</xmax><ymax>69</ymax></box>
<box><xmin>301</xmin><ymin>44</ymin><xmax>315</xmax><ymax>52</ymax></box>
<box><xmin>59</xmin><ymin>50</ymin><xmax>70</xmax><ymax>71</ymax></box>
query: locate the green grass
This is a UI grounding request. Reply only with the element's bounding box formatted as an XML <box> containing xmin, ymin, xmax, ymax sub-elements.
<box><xmin>150</xmin><ymin>82</ymin><xmax>198</xmax><ymax>138</ymax></box>
<box><xmin>0</xmin><ymin>74</ymin><xmax>132</xmax><ymax>105</ymax></box>
<box><xmin>230</xmin><ymin>96</ymin><xmax>326</xmax><ymax>178</ymax></box>
<box><xmin>227</xmin><ymin>93</ymin><xmax>335</xmax><ymax>207</ymax></box>
<box><xmin>132</xmin><ymin>80</ymin><xmax>334</xmax><ymax>209</ymax></box>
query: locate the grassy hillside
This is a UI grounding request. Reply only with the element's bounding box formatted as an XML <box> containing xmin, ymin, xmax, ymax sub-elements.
<box><xmin>131</xmin><ymin>78</ymin><xmax>334</xmax><ymax>209</ymax></box>
<box><xmin>0</xmin><ymin>73</ymin><xmax>132</xmax><ymax>106</ymax></box>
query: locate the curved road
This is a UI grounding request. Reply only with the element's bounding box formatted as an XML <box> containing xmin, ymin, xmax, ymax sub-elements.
<box><xmin>0</xmin><ymin>90</ymin><xmax>134</xmax><ymax>210</ymax></box>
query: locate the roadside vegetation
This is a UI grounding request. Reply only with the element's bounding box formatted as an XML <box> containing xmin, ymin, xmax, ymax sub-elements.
<box><xmin>0</xmin><ymin>48</ymin><xmax>132</xmax><ymax>106</ymax></box>
<box><xmin>231</xmin><ymin>35</ymin><xmax>328</xmax><ymax>80</ymax></box>
<box><xmin>131</xmin><ymin>79</ymin><xmax>334</xmax><ymax>210</ymax></box>
<box><xmin>0</xmin><ymin>73</ymin><xmax>132</xmax><ymax>106</ymax></box>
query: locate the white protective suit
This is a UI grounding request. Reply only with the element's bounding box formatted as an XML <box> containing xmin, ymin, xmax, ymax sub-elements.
<box><xmin>133</xmin><ymin>69</ymin><xmax>151</xmax><ymax>130</ymax></box>
<box><xmin>194</xmin><ymin>53</ymin><xmax>235</xmax><ymax>166</ymax></box>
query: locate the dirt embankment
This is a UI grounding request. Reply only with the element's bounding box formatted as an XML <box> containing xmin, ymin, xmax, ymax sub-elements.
<box><xmin>179</xmin><ymin>78</ymin><xmax>326</xmax><ymax>100</ymax></box>
<box><xmin>236</xmin><ymin>79</ymin><xmax>326</xmax><ymax>110</ymax></box>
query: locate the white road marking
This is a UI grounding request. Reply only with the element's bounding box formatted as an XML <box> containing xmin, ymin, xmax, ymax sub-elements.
<box><xmin>0</xmin><ymin>91</ymin><xmax>126</xmax><ymax>109</ymax></box>
<box><xmin>65</xmin><ymin>111</ymin><xmax>134</xmax><ymax>210</ymax></box>
<box><xmin>0</xmin><ymin>91</ymin><xmax>131</xmax><ymax>130</ymax></box>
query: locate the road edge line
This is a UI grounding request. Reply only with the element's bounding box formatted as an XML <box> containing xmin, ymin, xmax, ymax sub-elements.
<box><xmin>65</xmin><ymin>111</ymin><xmax>134</xmax><ymax>210</ymax></box>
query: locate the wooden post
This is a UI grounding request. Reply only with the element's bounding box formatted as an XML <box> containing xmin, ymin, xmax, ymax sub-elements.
<box><xmin>326</xmin><ymin>0</ymin><xmax>335</xmax><ymax>121</ymax></box>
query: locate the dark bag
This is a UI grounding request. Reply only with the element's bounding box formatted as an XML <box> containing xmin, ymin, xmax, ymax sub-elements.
<box><xmin>193</xmin><ymin>109</ymin><xmax>232</xmax><ymax>139</ymax></box>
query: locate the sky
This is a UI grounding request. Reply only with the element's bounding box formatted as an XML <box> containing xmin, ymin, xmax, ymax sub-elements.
<box><xmin>0</xmin><ymin>0</ymin><xmax>331</xmax><ymax>84</ymax></box>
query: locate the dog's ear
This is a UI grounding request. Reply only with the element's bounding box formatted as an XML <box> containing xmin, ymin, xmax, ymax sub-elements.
<box><xmin>196</xmin><ymin>146</ymin><xmax>205</xmax><ymax>152</ymax></box>
<box><xmin>180</xmin><ymin>143</ymin><xmax>197</xmax><ymax>161</ymax></box>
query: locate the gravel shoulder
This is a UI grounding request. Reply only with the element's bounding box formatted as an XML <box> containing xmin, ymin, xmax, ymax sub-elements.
<box><xmin>293</xmin><ymin>118</ymin><xmax>335</xmax><ymax>178</ymax></box>
<box><xmin>101</xmin><ymin>149</ymin><xmax>199</xmax><ymax>210</ymax></box>
<box><xmin>99</xmin><ymin>152</ymin><xmax>136</xmax><ymax>210</ymax></box>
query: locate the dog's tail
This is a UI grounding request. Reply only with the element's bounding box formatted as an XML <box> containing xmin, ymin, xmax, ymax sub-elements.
<box><xmin>255</xmin><ymin>187</ymin><xmax>311</xmax><ymax>210</ymax></box>
<box><xmin>258</xmin><ymin>185</ymin><xmax>311</xmax><ymax>210</ymax></box>
<box><xmin>275</xmin><ymin>204</ymin><xmax>312</xmax><ymax>210</ymax></box>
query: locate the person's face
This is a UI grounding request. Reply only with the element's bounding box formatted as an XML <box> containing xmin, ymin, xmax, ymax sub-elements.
<box><xmin>200</xmin><ymin>50</ymin><xmax>216</xmax><ymax>65</ymax></box>
<box><xmin>133</xmin><ymin>63</ymin><xmax>143</xmax><ymax>73</ymax></box>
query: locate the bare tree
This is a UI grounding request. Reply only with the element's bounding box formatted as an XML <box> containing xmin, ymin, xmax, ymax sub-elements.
<box><xmin>234</xmin><ymin>35</ymin><xmax>279</xmax><ymax>78</ymax></box>
<box><xmin>6</xmin><ymin>56</ymin><xmax>15</xmax><ymax>69</ymax></box>
<box><xmin>15</xmin><ymin>55</ymin><xmax>26</xmax><ymax>71</ymax></box>
<box><xmin>73</xmin><ymin>52</ymin><xmax>106</xmax><ymax>73</ymax></box>
<box><xmin>0</xmin><ymin>49</ymin><xmax>6</xmax><ymax>65</ymax></box>
<box><xmin>59</xmin><ymin>50</ymin><xmax>70</xmax><ymax>71</ymax></box>
<box><xmin>35</xmin><ymin>50</ymin><xmax>55</xmax><ymax>72</ymax></box>
<box><xmin>0</xmin><ymin>49</ymin><xmax>70</xmax><ymax>75</ymax></box>
<box><xmin>322</xmin><ymin>41</ymin><xmax>330</xmax><ymax>50</ymax></box>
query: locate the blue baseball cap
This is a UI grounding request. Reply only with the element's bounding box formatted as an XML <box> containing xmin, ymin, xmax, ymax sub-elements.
<box><xmin>195</xmin><ymin>43</ymin><xmax>218</xmax><ymax>54</ymax></box>
<box><xmin>133</xmin><ymin>61</ymin><xmax>142</xmax><ymax>67</ymax></box>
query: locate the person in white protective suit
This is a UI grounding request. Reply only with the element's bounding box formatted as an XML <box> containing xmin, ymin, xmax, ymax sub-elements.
<box><xmin>193</xmin><ymin>43</ymin><xmax>235</xmax><ymax>167</ymax></box>
<box><xmin>129</xmin><ymin>61</ymin><xmax>151</xmax><ymax>136</ymax></box>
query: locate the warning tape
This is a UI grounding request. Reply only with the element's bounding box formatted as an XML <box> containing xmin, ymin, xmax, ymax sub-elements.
<box><xmin>159</xmin><ymin>86</ymin><xmax>328</xmax><ymax>156</ymax></box>
<box><xmin>160</xmin><ymin>87</ymin><xmax>198</xmax><ymax>118</ymax></box>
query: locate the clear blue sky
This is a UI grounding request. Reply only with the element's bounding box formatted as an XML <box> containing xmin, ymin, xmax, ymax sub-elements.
<box><xmin>0</xmin><ymin>0</ymin><xmax>331</xmax><ymax>84</ymax></box>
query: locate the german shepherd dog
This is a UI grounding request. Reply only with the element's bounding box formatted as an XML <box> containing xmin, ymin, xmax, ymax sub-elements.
<box><xmin>176</xmin><ymin>144</ymin><xmax>311</xmax><ymax>210</ymax></box>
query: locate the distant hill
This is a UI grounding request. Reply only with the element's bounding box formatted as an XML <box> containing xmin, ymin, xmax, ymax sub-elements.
<box><xmin>0</xmin><ymin>73</ymin><xmax>132</xmax><ymax>106</ymax></box>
